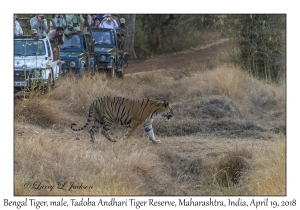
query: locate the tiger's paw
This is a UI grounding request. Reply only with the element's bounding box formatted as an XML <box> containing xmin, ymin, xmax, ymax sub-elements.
<box><xmin>152</xmin><ymin>139</ymin><xmax>161</xmax><ymax>144</ymax></box>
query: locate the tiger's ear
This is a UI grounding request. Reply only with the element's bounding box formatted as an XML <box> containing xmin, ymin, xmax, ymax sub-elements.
<box><xmin>162</xmin><ymin>100</ymin><xmax>169</xmax><ymax>107</ymax></box>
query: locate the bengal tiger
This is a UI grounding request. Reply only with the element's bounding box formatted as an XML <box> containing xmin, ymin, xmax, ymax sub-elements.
<box><xmin>70</xmin><ymin>96</ymin><xmax>173</xmax><ymax>143</ymax></box>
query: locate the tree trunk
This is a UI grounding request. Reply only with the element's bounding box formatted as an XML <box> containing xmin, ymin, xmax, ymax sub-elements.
<box><xmin>124</xmin><ymin>14</ymin><xmax>137</xmax><ymax>59</ymax></box>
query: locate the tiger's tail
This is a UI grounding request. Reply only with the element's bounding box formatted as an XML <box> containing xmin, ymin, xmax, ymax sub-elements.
<box><xmin>70</xmin><ymin>100</ymin><xmax>96</xmax><ymax>132</ymax></box>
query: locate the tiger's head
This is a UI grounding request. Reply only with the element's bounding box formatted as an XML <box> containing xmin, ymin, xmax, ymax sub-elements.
<box><xmin>161</xmin><ymin>100</ymin><xmax>174</xmax><ymax>121</ymax></box>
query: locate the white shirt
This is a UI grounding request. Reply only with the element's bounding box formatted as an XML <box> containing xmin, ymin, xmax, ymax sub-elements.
<box><xmin>14</xmin><ymin>21</ymin><xmax>23</xmax><ymax>36</ymax></box>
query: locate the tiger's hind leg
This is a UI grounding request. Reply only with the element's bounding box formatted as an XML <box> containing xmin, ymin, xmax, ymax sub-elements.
<box><xmin>101</xmin><ymin>121</ymin><xmax>117</xmax><ymax>142</ymax></box>
<box><xmin>89</xmin><ymin>113</ymin><xmax>101</xmax><ymax>142</ymax></box>
<box><xmin>101</xmin><ymin>129</ymin><xmax>117</xmax><ymax>142</ymax></box>
<box><xmin>90</xmin><ymin>115</ymin><xmax>117</xmax><ymax>143</ymax></box>
<box><xmin>121</xmin><ymin>120</ymin><xmax>141</xmax><ymax>141</ymax></box>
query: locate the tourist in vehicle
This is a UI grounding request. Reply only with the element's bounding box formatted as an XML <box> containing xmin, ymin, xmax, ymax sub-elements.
<box><xmin>101</xmin><ymin>33</ymin><xmax>111</xmax><ymax>44</ymax></box>
<box><xmin>48</xmin><ymin>27</ymin><xmax>65</xmax><ymax>45</ymax></box>
<box><xmin>50</xmin><ymin>14</ymin><xmax>66</xmax><ymax>30</ymax></box>
<box><xmin>92</xmin><ymin>14</ymin><xmax>104</xmax><ymax>25</ymax></box>
<box><xmin>100</xmin><ymin>14</ymin><xmax>118</xmax><ymax>29</ymax></box>
<box><xmin>31</xmin><ymin>29</ymin><xmax>38</xmax><ymax>40</ymax></box>
<box><xmin>64</xmin><ymin>25</ymin><xmax>78</xmax><ymax>35</ymax></box>
<box><xmin>92</xmin><ymin>16</ymin><xmax>101</xmax><ymax>28</ymax></box>
<box><xmin>30</xmin><ymin>14</ymin><xmax>48</xmax><ymax>37</ymax></box>
<box><xmin>14</xmin><ymin>14</ymin><xmax>23</xmax><ymax>36</ymax></box>
<box><xmin>66</xmin><ymin>14</ymin><xmax>84</xmax><ymax>31</ymax></box>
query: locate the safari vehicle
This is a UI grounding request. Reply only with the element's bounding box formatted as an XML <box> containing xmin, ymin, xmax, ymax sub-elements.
<box><xmin>88</xmin><ymin>15</ymin><xmax>129</xmax><ymax>78</ymax></box>
<box><xmin>59</xmin><ymin>30</ymin><xmax>95</xmax><ymax>75</ymax></box>
<box><xmin>14</xmin><ymin>18</ymin><xmax>61</xmax><ymax>90</ymax></box>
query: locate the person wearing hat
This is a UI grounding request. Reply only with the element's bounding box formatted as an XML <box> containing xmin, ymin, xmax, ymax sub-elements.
<box><xmin>117</xmin><ymin>17</ymin><xmax>127</xmax><ymax>49</ymax></box>
<box><xmin>92</xmin><ymin>16</ymin><xmax>101</xmax><ymax>28</ymax></box>
<box><xmin>119</xmin><ymin>18</ymin><xmax>127</xmax><ymax>37</ymax></box>
<box><xmin>30</xmin><ymin>14</ymin><xmax>48</xmax><ymax>37</ymax></box>
<box><xmin>100</xmin><ymin>14</ymin><xmax>118</xmax><ymax>29</ymax></box>
<box><xmin>31</xmin><ymin>29</ymin><xmax>38</xmax><ymax>39</ymax></box>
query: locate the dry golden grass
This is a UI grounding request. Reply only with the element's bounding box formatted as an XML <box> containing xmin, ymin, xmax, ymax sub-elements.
<box><xmin>240</xmin><ymin>134</ymin><xmax>286</xmax><ymax>195</ymax></box>
<box><xmin>14</xmin><ymin>62</ymin><xmax>286</xmax><ymax>196</ymax></box>
<box><xmin>14</xmin><ymin>127</ymin><xmax>157</xmax><ymax>195</ymax></box>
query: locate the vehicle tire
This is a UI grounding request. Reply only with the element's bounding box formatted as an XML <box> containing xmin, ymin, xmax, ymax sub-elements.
<box><xmin>116</xmin><ymin>60</ymin><xmax>125</xmax><ymax>78</ymax></box>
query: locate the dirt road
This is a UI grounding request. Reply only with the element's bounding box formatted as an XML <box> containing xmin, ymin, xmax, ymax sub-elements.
<box><xmin>125</xmin><ymin>39</ymin><xmax>229</xmax><ymax>74</ymax></box>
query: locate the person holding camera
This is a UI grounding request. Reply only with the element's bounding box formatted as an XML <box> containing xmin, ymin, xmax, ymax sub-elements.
<box><xmin>66</xmin><ymin>14</ymin><xmax>84</xmax><ymax>31</ymax></box>
<box><xmin>100</xmin><ymin>14</ymin><xmax>118</xmax><ymax>29</ymax></box>
<box><xmin>14</xmin><ymin>14</ymin><xmax>23</xmax><ymax>36</ymax></box>
<box><xmin>47</xmin><ymin>27</ymin><xmax>65</xmax><ymax>61</ymax></box>
<box><xmin>47</xmin><ymin>27</ymin><xmax>65</xmax><ymax>45</ymax></box>
<box><xmin>64</xmin><ymin>25</ymin><xmax>78</xmax><ymax>35</ymax></box>
<box><xmin>30</xmin><ymin>14</ymin><xmax>48</xmax><ymax>37</ymax></box>
<box><xmin>50</xmin><ymin>14</ymin><xmax>66</xmax><ymax>30</ymax></box>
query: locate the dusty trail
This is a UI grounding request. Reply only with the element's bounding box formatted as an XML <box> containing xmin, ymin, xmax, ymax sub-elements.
<box><xmin>125</xmin><ymin>39</ymin><xmax>229</xmax><ymax>74</ymax></box>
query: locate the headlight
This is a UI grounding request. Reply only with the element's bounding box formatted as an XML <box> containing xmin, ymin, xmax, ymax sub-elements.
<box><xmin>69</xmin><ymin>61</ymin><xmax>76</xmax><ymax>67</ymax></box>
<box><xmin>100</xmin><ymin>55</ymin><xmax>106</xmax><ymax>61</ymax></box>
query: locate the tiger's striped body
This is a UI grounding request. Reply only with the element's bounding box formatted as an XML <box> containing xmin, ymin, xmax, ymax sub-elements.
<box><xmin>71</xmin><ymin>96</ymin><xmax>173</xmax><ymax>143</ymax></box>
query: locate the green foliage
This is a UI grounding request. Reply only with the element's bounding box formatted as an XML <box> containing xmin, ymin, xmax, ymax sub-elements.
<box><xmin>235</xmin><ymin>15</ymin><xmax>286</xmax><ymax>83</ymax></box>
<box><xmin>134</xmin><ymin>14</ymin><xmax>220</xmax><ymax>58</ymax></box>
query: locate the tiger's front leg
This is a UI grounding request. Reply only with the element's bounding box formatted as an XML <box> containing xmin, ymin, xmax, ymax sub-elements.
<box><xmin>144</xmin><ymin>119</ymin><xmax>160</xmax><ymax>143</ymax></box>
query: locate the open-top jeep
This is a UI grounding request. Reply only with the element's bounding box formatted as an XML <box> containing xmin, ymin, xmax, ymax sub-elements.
<box><xmin>14</xmin><ymin>18</ymin><xmax>61</xmax><ymax>91</ymax></box>
<box><xmin>87</xmin><ymin>15</ymin><xmax>129</xmax><ymax>78</ymax></box>
<box><xmin>59</xmin><ymin>30</ymin><xmax>95</xmax><ymax>75</ymax></box>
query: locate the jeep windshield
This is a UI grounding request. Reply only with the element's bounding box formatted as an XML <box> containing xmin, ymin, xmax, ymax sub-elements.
<box><xmin>90</xmin><ymin>30</ymin><xmax>115</xmax><ymax>47</ymax></box>
<box><xmin>14</xmin><ymin>40</ymin><xmax>46</xmax><ymax>56</ymax></box>
<box><xmin>60</xmin><ymin>34</ymin><xmax>82</xmax><ymax>50</ymax></box>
